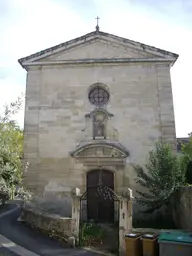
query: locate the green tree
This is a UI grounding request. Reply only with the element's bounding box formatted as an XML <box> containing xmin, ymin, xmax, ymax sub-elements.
<box><xmin>0</xmin><ymin>94</ymin><xmax>24</xmax><ymax>123</ymax></box>
<box><xmin>0</xmin><ymin>122</ymin><xmax>23</xmax><ymax>198</ymax></box>
<box><xmin>182</xmin><ymin>133</ymin><xmax>192</xmax><ymax>159</ymax></box>
<box><xmin>182</xmin><ymin>133</ymin><xmax>192</xmax><ymax>184</ymax></box>
<box><xmin>0</xmin><ymin>95</ymin><xmax>30</xmax><ymax>202</ymax></box>
<box><xmin>134</xmin><ymin>142</ymin><xmax>187</xmax><ymax>213</ymax></box>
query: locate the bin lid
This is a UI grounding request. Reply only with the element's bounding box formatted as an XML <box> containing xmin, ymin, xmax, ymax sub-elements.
<box><xmin>158</xmin><ymin>231</ymin><xmax>192</xmax><ymax>244</ymax></box>
<box><xmin>125</xmin><ymin>232</ymin><xmax>141</xmax><ymax>238</ymax></box>
<box><xmin>142</xmin><ymin>233</ymin><xmax>158</xmax><ymax>239</ymax></box>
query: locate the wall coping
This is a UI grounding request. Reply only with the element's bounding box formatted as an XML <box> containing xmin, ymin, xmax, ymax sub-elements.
<box><xmin>23</xmin><ymin>205</ymin><xmax>72</xmax><ymax>220</ymax></box>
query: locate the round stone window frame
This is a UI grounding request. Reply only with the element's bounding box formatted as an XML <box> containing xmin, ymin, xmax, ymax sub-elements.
<box><xmin>88</xmin><ymin>83</ymin><xmax>110</xmax><ymax>107</ymax></box>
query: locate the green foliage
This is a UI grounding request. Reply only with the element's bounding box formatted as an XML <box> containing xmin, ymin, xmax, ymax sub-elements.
<box><xmin>0</xmin><ymin>179</ymin><xmax>9</xmax><ymax>205</ymax></box>
<box><xmin>0</xmin><ymin>94</ymin><xmax>24</xmax><ymax>123</ymax></box>
<box><xmin>185</xmin><ymin>161</ymin><xmax>192</xmax><ymax>184</ymax></box>
<box><xmin>15</xmin><ymin>186</ymin><xmax>31</xmax><ymax>202</ymax></box>
<box><xmin>134</xmin><ymin>142</ymin><xmax>187</xmax><ymax>213</ymax></box>
<box><xmin>181</xmin><ymin>133</ymin><xmax>192</xmax><ymax>184</ymax></box>
<box><xmin>182</xmin><ymin>133</ymin><xmax>192</xmax><ymax>159</ymax></box>
<box><xmin>0</xmin><ymin>95</ymin><xmax>30</xmax><ymax>204</ymax></box>
<box><xmin>133</xmin><ymin>210</ymin><xmax>176</xmax><ymax>229</ymax></box>
<box><xmin>80</xmin><ymin>222</ymin><xmax>106</xmax><ymax>246</ymax></box>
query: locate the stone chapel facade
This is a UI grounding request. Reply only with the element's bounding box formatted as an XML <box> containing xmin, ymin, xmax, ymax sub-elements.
<box><xmin>19</xmin><ymin>29</ymin><xmax>178</xmax><ymax>216</ymax></box>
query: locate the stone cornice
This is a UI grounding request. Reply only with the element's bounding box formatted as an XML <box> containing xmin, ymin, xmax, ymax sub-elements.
<box><xmin>22</xmin><ymin>57</ymin><xmax>175</xmax><ymax>69</ymax></box>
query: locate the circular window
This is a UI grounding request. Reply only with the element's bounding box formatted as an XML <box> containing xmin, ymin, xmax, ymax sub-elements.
<box><xmin>89</xmin><ymin>86</ymin><xmax>109</xmax><ymax>106</ymax></box>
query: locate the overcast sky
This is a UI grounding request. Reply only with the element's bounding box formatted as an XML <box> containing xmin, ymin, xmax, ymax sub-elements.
<box><xmin>0</xmin><ymin>0</ymin><xmax>191</xmax><ymax>137</ymax></box>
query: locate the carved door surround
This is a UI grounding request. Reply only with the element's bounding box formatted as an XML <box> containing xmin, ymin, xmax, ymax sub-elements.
<box><xmin>70</xmin><ymin>140</ymin><xmax>129</xmax><ymax>166</ymax></box>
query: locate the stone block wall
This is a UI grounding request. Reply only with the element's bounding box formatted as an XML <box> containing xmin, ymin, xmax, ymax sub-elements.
<box><xmin>23</xmin><ymin>36</ymin><xmax>177</xmax><ymax>217</ymax></box>
<box><xmin>20</xmin><ymin>206</ymin><xmax>76</xmax><ymax>241</ymax></box>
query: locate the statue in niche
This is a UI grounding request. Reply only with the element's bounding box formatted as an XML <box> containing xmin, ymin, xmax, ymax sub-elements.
<box><xmin>93</xmin><ymin>112</ymin><xmax>106</xmax><ymax>139</ymax></box>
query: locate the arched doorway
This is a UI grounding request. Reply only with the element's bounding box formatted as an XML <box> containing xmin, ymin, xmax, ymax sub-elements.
<box><xmin>86</xmin><ymin>169</ymin><xmax>114</xmax><ymax>223</ymax></box>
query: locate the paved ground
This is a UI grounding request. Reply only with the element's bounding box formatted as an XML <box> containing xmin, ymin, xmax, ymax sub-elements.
<box><xmin>0</xmin><ymin>202</ymin><xmax>99</xmax><ymax>256</ymax></box>
<box><xmin>0</xmin><ymin>203</ymin><xmax>15</xmax><ymax>215</ymax></box>
<box><xmin>0</xmin><ymin>246</ymin><xmax>20</xmax><ymax>256</ymax></box>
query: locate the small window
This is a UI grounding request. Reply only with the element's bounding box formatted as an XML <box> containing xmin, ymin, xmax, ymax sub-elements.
<box><xmin>89</xmin><ymin>86</ymin><xmax>109</xmax><ymax>106</ymax></box>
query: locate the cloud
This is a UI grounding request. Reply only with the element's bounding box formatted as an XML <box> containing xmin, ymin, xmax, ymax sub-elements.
<box><xmin>0</xmin><ymin>0</ymin><xmax>191</xmax><ymax>136</ymax></box>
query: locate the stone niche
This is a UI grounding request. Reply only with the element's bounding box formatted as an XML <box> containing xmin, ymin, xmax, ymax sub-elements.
<box><xmin>83</xmin><ymin>108</ymin><xmax>120</xmax><ymax>142</ymax></box>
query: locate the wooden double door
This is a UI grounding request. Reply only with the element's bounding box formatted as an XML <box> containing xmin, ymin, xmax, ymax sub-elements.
<box><xmin>86</xmin><ymin>169</ymin><xmax>115</xmax><ymax>223</ymax></box>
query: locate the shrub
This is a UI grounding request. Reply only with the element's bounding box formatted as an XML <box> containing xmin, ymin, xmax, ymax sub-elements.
<box><xmin>0</xmin><ymin>179</ymin><xmax>9</xmax><ymax>205</ymax></box>
<box><xmin>80</xmin><ymin>222</ymin><xmax>106</xmax><ymax>246</ymax></box>
<box><xmin>134</xmin><ymin>142</ymin><xmax>187</xmax><ymax>214</ymax></box>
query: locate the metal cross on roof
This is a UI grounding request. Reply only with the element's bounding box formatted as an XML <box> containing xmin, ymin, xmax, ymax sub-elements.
<box><xmin>95</xmin><ymin>16</ymin><xmax>100</xmax><ymax>31</ymax></box>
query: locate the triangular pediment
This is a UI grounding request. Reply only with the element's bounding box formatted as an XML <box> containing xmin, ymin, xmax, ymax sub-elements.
<box><xmin>40</xmin><ymin>39</ymin><xmax>158</xmax><ymax>61</ymax></box>
<box><xmin>19</xmin><ymin>31</ymin><xmax>178</xmax><ymax>68</ymax></box>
